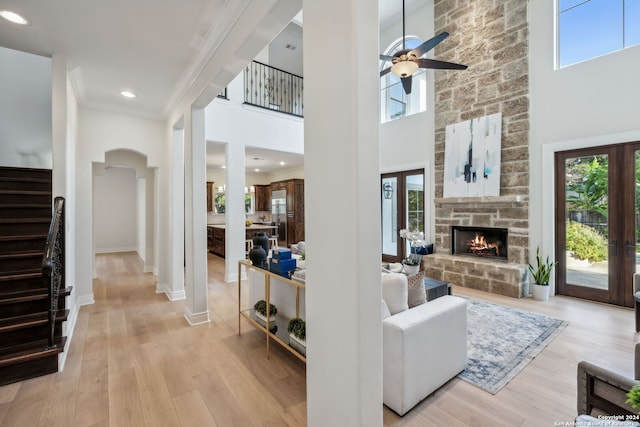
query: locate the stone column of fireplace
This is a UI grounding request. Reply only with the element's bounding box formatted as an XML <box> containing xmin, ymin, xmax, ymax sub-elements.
<box><xmin>426</xmin><ymin>0</ymin><xmax>530</xmax><ymax>297</ymax></box>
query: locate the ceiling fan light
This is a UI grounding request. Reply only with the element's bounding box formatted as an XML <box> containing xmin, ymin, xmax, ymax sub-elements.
<box><xmin>391</xmin><ymin>60</ymin><xmax>418</xmax><ymax>78</ymax></box>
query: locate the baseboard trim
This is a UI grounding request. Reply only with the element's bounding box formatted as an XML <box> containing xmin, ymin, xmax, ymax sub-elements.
<box><xmin>77</xmin><ymin>294</ymin><xmax>95</xmax><ymax>306</ymax></box>
<box><xmin>225</xmin><ymin>271</ymin><xmax>244</xmax><ymax>283</ymax></box>
<box><xmin>184</xmin><ymin>306</ymin><xmax>210</xmax><ymax>326</ymax></box>
<box><xmin>95</xmin><ymin>246</ymin><xmax>138</xmax><ymax>254</ymax></box>
<box><xmin>156</xmin><ymin>283</ymin><xmax>185</xmax><ymax>301</ymax></box>
<box><xmin>144</xmin><ymin>266</ymin><xmax>155</xmax><ymax>273</ymax></box>
<box><xmin>58</xmin><ymin>300</ymin><xmax>80</xmax><ymax>371</ymax></box>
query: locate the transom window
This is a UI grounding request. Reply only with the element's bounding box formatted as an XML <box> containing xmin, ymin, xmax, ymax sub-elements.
<box><xmin>558</xmin><ymin>0</ymin><xmax>640</xmax><ymax>68</ymax></box>
<box><xmin>380</xmin><ymin>36</ymin><xmax>427</xmax><ymax>123</ymax></box>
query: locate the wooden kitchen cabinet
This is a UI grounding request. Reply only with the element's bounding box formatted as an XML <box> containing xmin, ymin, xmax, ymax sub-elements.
<box><xmin>272</xmin><ymin>179</ymin><xmax>304</xmax><ymax>245</ymax></box>
<box><xmin>208</xmin><ymin>226</ymin><xmax>225</xmax><ymax>257</ymax></box>
<box><xmin>254</xmin><ymin>184</ymin><xmax>271</xmax><ymax>212</ymax></box>
<box><xmin>206</xmin><ymin>182</ymin><xmax>214</xmax><ymax>212</ymax></box>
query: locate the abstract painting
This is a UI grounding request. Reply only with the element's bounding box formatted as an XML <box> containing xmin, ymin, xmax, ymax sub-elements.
<box><xmin>443</xmin><ymin>112</ymin><xmax>502</xmax><ymax>198</ymax></box>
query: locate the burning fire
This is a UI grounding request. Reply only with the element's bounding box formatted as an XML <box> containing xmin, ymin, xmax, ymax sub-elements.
<box><xmin>467</xmin><ymin>233</ymin><xmax>499</xmax><ymax>257</ymax></box>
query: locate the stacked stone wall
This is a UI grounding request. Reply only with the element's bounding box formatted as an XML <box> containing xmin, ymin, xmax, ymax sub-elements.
<box><xmin>430</xmin><ymin>0</ymin><xmax>530</xmax><ymax>296</ymax></box>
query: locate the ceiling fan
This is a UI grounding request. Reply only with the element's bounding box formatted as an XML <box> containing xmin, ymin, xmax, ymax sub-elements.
<box><xmin>380</xmin><ymin>0</ymin><xmax>468</xmax><ymax>95</ymax></box>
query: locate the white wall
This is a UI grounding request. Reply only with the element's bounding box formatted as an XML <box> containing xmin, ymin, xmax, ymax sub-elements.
<box><xmin>0</xmin><ymin>47</ymin><xmax>52</xmax><ymax>168</ymax></box>
<box><xmin>51</xmin><ymin>54</ymin><xmax>79</xmax><ymax>370</ymax></box>
<box><xmin>528</xmin><ymin>2</ymin><xmax>640</xmax><ymax>284</ymax></box>
<box><xmin>206</xmin><ymin>165</ymin><xmax>302</xmax><ymax>187</ymax></box>
<box><xmin>93</xmin><ymin>167</ymin><xmax>138</xmax><ymax>253</ymax></box>
<box><xmin>205</xmin><ymin>73</ymin><xmax>304</xmax><ymax>154</ymax></box>
<box><xmin>268</xmin><ymin>165</ymin><xmax>304</xmax><ymax>182</ymax></box>
<box><xmin>76</xmin><ymin>108</ymin><xmax>165</xmax><ymax>303</ymax></box>
<box><xmin>379</xmin><ymin>0</ymin><xmax>435</xmax><ymax>242</ymax></box>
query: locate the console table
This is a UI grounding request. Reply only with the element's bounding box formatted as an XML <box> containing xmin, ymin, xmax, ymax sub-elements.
<box><xmin>237</xmin><ymin>259</ymin><xmax>306</xmax><ymax>363</ymax></box>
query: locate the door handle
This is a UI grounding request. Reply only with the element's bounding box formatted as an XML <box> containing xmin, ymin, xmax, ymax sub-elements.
<box><xmin>609</xmin><ymin>240</ymin><xmax>618</xmax><ymax>256</ymax></box>
<box><xmin>627</xmin><ymin>240</ymin><xmax>636</xmax><ymax>257</ymax></box>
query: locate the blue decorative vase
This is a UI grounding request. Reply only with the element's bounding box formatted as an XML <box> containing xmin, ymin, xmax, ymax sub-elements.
<box><xmin>253</xmin><ymin>232</ymin><xmax>269</xmax><ymax>253</ymax></box>
<box><xmin>249</xmin><ymin>232</ymin><xmax>269</xmax><ymax>268</ymax></box>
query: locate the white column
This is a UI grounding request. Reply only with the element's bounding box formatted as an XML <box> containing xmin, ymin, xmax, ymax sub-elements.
<box><xmin>224</xmin><ymin>142</ymin><xmax>246</xmax><ymax>282</ymax></box>
<box><xmin>144</xmin><ymin>170</ymin><xmax>155</xmax><ymax>273</ymax></box>
<box><xmin>167</xmin><ymin>127</ymin><xmax>185</xmax><ymax>300</ymax></box>
<box><xmin>304</xmin><ymin>0</ymin><xmax>382</xmax><ymax>426</ymax></box>
<box><xmin>184</xmin><ymin>107</ymin><xmax>210</xmax><ymax>325</ymax></box>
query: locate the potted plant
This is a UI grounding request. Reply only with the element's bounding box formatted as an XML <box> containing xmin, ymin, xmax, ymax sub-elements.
<box><xmin>254</xmin><ymin>300</ymin><xmax>277</xmax><ymax>332</ymax></box>
<box><xmin>287</xmin><ymin>317</ymin><xmax>306</xmax><ymax>356</ymax></box>
<box><xmin>626</xmin><ymin>383</ymin><xmax>640</xmax><ymax>413</ymax></box>
<box><xmin>527</xmin><ymin>246</ymin><xmax>557</xmax><ymax>301</ymax></box>
<box><xmin>399</xmin><ymin>229</ymin><xmax>426</xmax><ymax>275</ymax></box>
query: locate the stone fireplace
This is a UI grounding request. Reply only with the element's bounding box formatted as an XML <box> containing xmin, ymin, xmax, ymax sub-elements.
<box><xmin>423</xmin><ymin>0</ymin><xmax>531</xmax><ymax>298</ymax></box>
<box><xmin>424</xmin><ymin>197</ymin><xmax>529</xmax><ymax>298</ymax></box>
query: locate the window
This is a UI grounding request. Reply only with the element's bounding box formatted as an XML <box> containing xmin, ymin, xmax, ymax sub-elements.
<box><xmin>558</xmin><ymin>0</ymin><xmax>640</xmax><ymax>68</ymax></box>
<box><xmin>380</xmin><ymin>36</ymin><xmax>427</xmax><ymax>123</ymax></box>
<box><xmin>213</xmin><ymin>191</ymin><xmax>254</xmax><ymax>214</ymax></box>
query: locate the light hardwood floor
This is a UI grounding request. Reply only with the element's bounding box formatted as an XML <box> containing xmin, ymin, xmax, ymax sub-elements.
<box><xmin>0</xmin><ymin>252</ymin><xmax>637</xmax><ymax>426</ymax></box>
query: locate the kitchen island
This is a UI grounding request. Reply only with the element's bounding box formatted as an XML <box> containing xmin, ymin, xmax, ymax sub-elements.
<box><xmin>207</xmin><ymin>224</ymin><xmax>278</xmax><ymax>258</ymax></box>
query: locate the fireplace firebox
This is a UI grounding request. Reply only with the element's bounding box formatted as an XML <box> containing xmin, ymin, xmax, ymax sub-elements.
<box><xmin>451</xmin><ymin>226</ymin><xmax>508</xmax><ymax>261</ymax></box>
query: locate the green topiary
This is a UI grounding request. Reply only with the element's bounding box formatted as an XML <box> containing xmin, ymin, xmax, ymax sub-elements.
<box><xmin>287</xmin><ymin>317</ymin><xmax>306</xmax><ymax>341</ymax></box>
<box><xmin>627</xmin><ymin>383</ymin><xmax>640</xmax><ymax>412</ymax></box>
<box><xmin>565</xmin><ymin>220</ymin><xmax>608</xmax><ymax>262</ymax></box>
<box><xmin>253</xmin><ymin>300</ymin><xmax>277</xmax><ymax>317</ymax></box>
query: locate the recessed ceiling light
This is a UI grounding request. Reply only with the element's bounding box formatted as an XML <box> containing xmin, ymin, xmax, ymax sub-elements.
<box><xmin>120</xmin><ymin>90</ymin><xmax>136</xmax><ymax>98</ymax></box>
<box><xmin>254</xmin><ymin>168</ymin><xmax>260</xmax><ymax>172</ymax></box>
<box><xmin>221</xmin><ymin>165</ymin><xmax>226</xmax><ymax>169</ymax></box>
<box><xmin>0</xmin><ymin>10</ymin><xmax>29</xmax><ymax>25</ymax></box>
<box><xmin>279</xmin><ymin>161</ymin><xmax>286</xmax><ymax>166</ymax></box>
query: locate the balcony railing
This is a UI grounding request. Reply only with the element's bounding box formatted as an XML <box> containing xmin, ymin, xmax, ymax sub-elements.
<box><xmin>244</xmin><ymin>61</ymin><xmax>303</xmax><ymax>118</ymax></box>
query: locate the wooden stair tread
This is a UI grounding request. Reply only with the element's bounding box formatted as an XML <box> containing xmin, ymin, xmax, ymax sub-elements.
<box><xmin>0</xmin><ymin>204</ymin><xmax>50</xmax><ymax>208</ymax></box>
<box><xmin>0</xmin><ymin>288</ymin><xmax>48</xmax><ymax>305</ymax></box>
<box><xmin>0</xmin><ymin>337</ymin><xmax>65</xmax><ymax>367</ymax></box>
<box><xmin>0</xmin><ymin>177</ymin><xmax>52</xmax><ymax>184</ymax></box>
<box><xmin>0</xmin><ymin>251</ymin><xmax>43</xmax><ymax>259</ymax></box>
<box><xmin>0</xmin><ymin>270</ymin><xmax>43</xmax><ymax>282</ymax></box>
<box><xmin>0</xmin><ymin>234</ymin><xmax>47</xmax><ymax>241</ymax></box>
<box><xmin>0</xmin><ymin>218</ymin><xmax>49</xmax><ymax>224</ymax></box>
<box><xmin>0</xmin><ymin>190</ymin><xmax>51</xmax><ymax>196</ymax></box>
<box><xmin>0</xmin><ymin>268</ymin><xmax>42</xmax><ymax>282</ymax></box>
<box><xmin>0</xmin><ymin>309</ymin><xmax>70</xmax><ymax>333</ymax></box>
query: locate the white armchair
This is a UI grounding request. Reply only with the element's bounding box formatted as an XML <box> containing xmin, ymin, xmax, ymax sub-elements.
<box><xmin>383</xmin><ymin>294</ymin><xmax>467</xmax><ymax>416</ymax></box>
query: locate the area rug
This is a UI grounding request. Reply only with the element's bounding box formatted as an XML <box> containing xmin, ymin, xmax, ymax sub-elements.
<box><xmin>457</xmin><ymin>299</ymin><xmax>568</xmax><ymax>394</ymax></box>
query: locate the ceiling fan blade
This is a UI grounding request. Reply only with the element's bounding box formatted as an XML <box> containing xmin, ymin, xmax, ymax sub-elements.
<box><xmin>418</xmin><ymin>58</ymin><xmax>468</xmax><ymax>70</ymax></box>
<box><xmin>380</xmin><ymin>67</ymin><xmax>392</xmax><ymax>77</ymax></box>
<box><xmin>401</xmin><ymin>75</ymin><xmax>412</xmax><ymax>95</ymax></box>
<box><xmin>380</xmin><ymin>54</ymin><xmax>394</xmax><ymax>62</ymax></box>
<box><xmin>409</xmin><ymin>32</ymin><xmax>449</xmax><ymax>58</ymax></box>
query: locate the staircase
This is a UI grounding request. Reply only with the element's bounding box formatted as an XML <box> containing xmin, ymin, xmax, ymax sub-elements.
<box><xmin>0</xmin><ymin>167</ymin><xmax>70</xmax><ymax>386</ymax></box>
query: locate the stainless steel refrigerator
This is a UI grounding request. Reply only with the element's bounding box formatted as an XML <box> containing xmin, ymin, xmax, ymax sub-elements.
<box><xmin>271</xmin><ymin>189</ymin><xmax>286</xmax><ymax>242</ymax></box>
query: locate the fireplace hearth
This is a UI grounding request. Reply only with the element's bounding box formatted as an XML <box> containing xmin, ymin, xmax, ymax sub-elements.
<box><xmin>451</xmin><ymin>226</ymin><xmax>508</xmax><ymax>261</ymax></box>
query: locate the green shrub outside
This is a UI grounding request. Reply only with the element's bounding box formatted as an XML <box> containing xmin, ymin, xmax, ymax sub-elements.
<box><xmin>566</xmin><ymin>220</ymin><xmax>608</xmax><ymax>262</ymax></box>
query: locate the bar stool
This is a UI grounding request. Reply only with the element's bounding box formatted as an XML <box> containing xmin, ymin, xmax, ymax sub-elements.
<box><xmin>269</xmin><ymin>236</ymin><xmax>278</xmax><ymax>250</ymax></box>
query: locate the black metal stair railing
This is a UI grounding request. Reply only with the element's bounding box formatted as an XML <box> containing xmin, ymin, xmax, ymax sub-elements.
<box><xmin>42</xmin><ymin>196</ymin><xmax>65</xmax><ymax>350</ymax></box>
<box><xmin>244</xmin><ymin>60</ymin><xmax>303</xmax><ymax>117</ymax></box>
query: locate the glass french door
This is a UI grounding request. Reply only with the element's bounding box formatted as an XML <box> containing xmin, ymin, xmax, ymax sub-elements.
<box><xmin>381</xmin><ymin>169</ymin><xmax>425</xmax><ymax>263</ymax></box>
<box><xmin>555</xmin><ymin>142</ymin><xmax>640</xmax><ymax>307</ymax></box>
